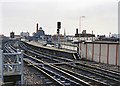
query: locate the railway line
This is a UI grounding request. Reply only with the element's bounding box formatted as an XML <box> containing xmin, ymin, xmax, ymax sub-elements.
<box><xmin>76</xmin><ymin>60</ymin><xmax>120</xmax><ymax>73</ymax></box>
<box><xmin>75</xmin><ymin>62</ymin><xmax>120</xmax><ymax>79</ymax></box>
<box><xmin>18</xmin><ymin>41</ymin><xmax>120</xmax><ymax>85</ymax></box>
<box><xmin>4</xmin><ymin>41</ymin><xmax>90</xmax><ymax>86</ymax></box>
<box><xmin>3</xmin><ymin>40</ymin><xmax>120</xmax><ymax>86</ymax></box>
<box><xmin>19</xmin><ymin>41</ymin><xmax>73</xmax><ymax>62</ymax></box>
<box><xmin>18</xmin><ymin>41</ymin><xmax>120</xmax><ymax>71</ymax></box>
<box><xmin>18</xmin><ymin>41</ymin><xmax>120</xmax><ymax>86</ymax></box>
<box><xmin>3</xmin><ymin>42</ymin><xmax>64</xmax><ymax>86</ymax></box>
<box><xmin>53</xmin><ymin>64</ymin><xmax>119</xmax><ymax>86</ymax></box>
<box><xmin>24</xmin><ymin>55</ymin><xmax>89</xmax><ymax>86</ymax></box>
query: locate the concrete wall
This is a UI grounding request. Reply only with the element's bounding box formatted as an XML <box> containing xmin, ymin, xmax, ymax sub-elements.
<box><xmin>79</xmin><ymin>42</ymin><xmax>119</xmax><ymax>66</ymax></box>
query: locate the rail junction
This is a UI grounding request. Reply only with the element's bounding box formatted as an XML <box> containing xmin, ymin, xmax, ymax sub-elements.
<box><xmin>1</xmin><ymin>40</ymin><xmax>120</xmax><ymax>86</ymax></box>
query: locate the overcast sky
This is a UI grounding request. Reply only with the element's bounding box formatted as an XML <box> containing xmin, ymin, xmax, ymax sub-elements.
<box><xmin>0</xmin><ymin>0</ymin><xmax>119</xmax><ymax>36</ymax></box>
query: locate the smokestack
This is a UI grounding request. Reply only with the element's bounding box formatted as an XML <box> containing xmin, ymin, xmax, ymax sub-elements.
<box><xmin>76</xmin><ymin>28</ymin><xmax>78</xmax><ymax>35</ymax></box>
<box><xmin>36</xmin><ymin>23</ymin><xmax>38</xmax><ymax>33</ymax></box>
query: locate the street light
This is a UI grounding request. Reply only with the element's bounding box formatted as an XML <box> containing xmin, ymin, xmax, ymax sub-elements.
<box><xmin>78</xmin><ymin>16</ymin><xmax>85</xmax><ymax>56</ymax></box>
<box><xmin>79</xmin><ymin>16</ymin><xmax>85</xmax><ymax>41</ymax></box>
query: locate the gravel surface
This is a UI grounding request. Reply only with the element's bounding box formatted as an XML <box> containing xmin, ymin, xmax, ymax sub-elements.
<box><xmin>23</xmin><ymin>59</ymin><xmax>120</xmax><ymax>86</ymax></box>
<box><xmin>78</xmin><ymin>59</ymin><xmax>120</xmax><ymax>72</ymax></box>
<box><xmin>23</xmin><ymin>63</ymin><xmax>43</xmax><ymax>85</ymax></box>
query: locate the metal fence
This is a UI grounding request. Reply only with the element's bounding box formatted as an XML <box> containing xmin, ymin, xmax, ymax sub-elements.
<box><xmin>0</xmin><ymin>49</ymin><xmax>24</xmax><ymax>85</ymax></box>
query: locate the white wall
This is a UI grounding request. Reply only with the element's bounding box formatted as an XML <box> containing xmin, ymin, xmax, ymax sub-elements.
<box><xmin>79</xmin><ymin>42</ymin><xmax>119</xmax><ymax>66</ymax></box>
<box><xmin>94</xmin><ymin>44</ymin><xmax>99</xmax><ymax>62</ymax></box>
<box><xmin>87</xmin><ymin>44</ymin><xmax>92</xmax><ymax>60</ymax></box>
<box><xmin>101</xmin><ymin>44</ymin><xmax>107</xmax><ymax>64</ymax></box>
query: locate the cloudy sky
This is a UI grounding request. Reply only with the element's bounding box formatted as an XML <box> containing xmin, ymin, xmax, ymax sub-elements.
<box><xmin>0</xmin><ymin>0</ymin><xmax>119</xmax><ymax>36</ymax></box>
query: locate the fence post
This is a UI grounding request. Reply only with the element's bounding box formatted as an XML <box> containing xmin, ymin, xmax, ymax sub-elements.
<box><xmin>21</xmin><ymin>50</ymin><xmax>24</xmax><ymax>85</ymax></box>
<box><xmin>0</xmin><ymin>49</ymin><xmax>3</xmax><ymax>85</ymax></box>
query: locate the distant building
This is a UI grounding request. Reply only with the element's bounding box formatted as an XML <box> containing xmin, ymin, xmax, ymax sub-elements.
<box><xmin>52</xmin><ymin>34</ymin><xmax>65</xmax><ymax>42</ymax></box>
<box><xmin>14</xmin><ymin>35</ymin><xmax>21</xmax><ymax>40</ymax></box>
<box><xmin>75</xmin><ymin>30</ymin><xmax>95</xmax><ymax>41</ymax></box>
<box><xmin>33</xmin><ymin>24</ymin><xmax>45</xmax><ymax>41</ymax></box>
<box><xmin>75</xmin><ymin>30</ymin><xmax>95</xmax><ymax>37</ymax></box>
<box><xmin>82</xmin><ymin>30</ymin><xmax>86</xmax><ymax>34</ymax></box>
<box><xmin>0</xmin><ymin>34</ymin><xmax>4</xmax><ymax>38</ymax></box>
<box><xmin>45</xmin><ymin>35</ymin><xmax>52</xmax><ymax>43</ymax></box>
<box><xmin>96</xmin><ymin>35</ymin><xmax>119</xmax><ymax>42</ymax></box>
<box><xmin>33</xmin><ymin>27</ymin><xmax>45</xmax><ymax>39</ymax></box>
<box><xmin>20</xmin><ymin>32</ymin><xmax>29</xmax><ymax>38</ymax></box>
<box><xmin>112</xmin><ymin>34</ymin><xmax>120</xmax><ymax>38</ymax></box>
<box><xmin>10</xmin><ymin>32</ymin><xmax>15</xmax><ymax>38</ymax></box>
<box><xmin>0</xmin><ymin>34</ymin><xmax>5</xmax><ymax>49</ymax></box>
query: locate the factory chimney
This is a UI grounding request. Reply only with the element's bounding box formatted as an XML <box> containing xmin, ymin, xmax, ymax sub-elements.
<box><xmin>36</xmin><ymin>23</ymin><xmax>38</xmax><ymax>33</ymax></box>
<box><xmin>76</xmin><ymin>28</ymin><xmax>78</xmax><ymax>35</ymax></box>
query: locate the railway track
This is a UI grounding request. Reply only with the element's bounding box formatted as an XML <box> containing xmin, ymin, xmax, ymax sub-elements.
<box><xmin>4</xmin><ymin>41</ymin><xmax>120</xmax><ymax>86</ymax></box>
<box><xmin>76</xmin><ymin>60</ymin><xmax>120</xmax><ymax>73</ymax></box>
<box><xmin>19</xmin><ymin>41</ymin><xmax>73</xmax><ymax>62</ymax></box>
<box><xmin>22</xmin><ymin>48</ymin><xmax>119</xmax><ymax>85</ymax></box>
<box><xmin>19</xmin><ymin>41</ymin><xmax>120</xmax><ymax>85</ymax></box>
<box><xmin>53</xmin><ymin>63</ymin><xmax>120</xmax><ymax>86</ymax></box>
<box><xmin>24</xmin><ymin>55</ymin><xmax>89</xmax><ymax>86</ymax></box>
<box><xmin>5</xmin><ymin>41</ymin><xmax>90</xmax><ymax>85</ymax></box>
<box><xmin>75</xmin><ymin>62</ymin><xmax>120</xmax><ymax>80</ymax></box>
<box><xmin>24</xmin><ymin>57</ymin><xmax>74</xmax><ymax>86</ymax></box>
<box><xmin>4</xmin><ymin>41</ymin><xmax>90</xmax><ymax>85</ymax></box>
<box><xmin>3</xmin><ymin>42</ymin><xmax>64</xmax><ymax>86</ymax></box>
<box><xmin>19</xmin><ymin>42</ymin><xmax>120</xmax><ymax>85</ymax></box>
<box><xmin>20</xmin><ymin>41</ymin><xmax>120</xmax><ymax>72</ymax></box>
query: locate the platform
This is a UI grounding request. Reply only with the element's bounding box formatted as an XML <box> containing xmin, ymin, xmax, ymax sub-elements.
<box><xmin>26</xmin><ymin>41</ymin><xmax>77</xmax><ymax>53</ymax></box>
<box><xmin>22</xmin><ymin>41</ymin><xmax>80</xmax><ymax>60</ymax></box>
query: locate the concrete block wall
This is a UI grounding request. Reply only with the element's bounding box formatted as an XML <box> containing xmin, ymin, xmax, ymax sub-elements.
<box><xmin>79</xmin><ymin>42</ymin><xmax>119</xmax><ymax>66</ymax></box>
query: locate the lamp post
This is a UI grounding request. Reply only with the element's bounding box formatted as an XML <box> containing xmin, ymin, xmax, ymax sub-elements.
<box><xmin>78</xmin><ymin>16</ymin><xmax>85</xmax><ymax>56</ymax></box>
<box><xmin>79</xmin><ymin>16</ymin><xmax>85</xmax><ymax>41</ymax></box>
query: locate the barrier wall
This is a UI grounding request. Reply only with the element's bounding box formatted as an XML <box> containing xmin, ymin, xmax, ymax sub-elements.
<box><xmin>79</xmin><ymin>42</ymin><xmax>119</xmax><ymax>66</ymax></box>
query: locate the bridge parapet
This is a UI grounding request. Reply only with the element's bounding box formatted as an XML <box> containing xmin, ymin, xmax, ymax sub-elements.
<box><xmin>0</xmin><ymin>49</ymin><xmax>23</xmax><ymax>85</ymax></box>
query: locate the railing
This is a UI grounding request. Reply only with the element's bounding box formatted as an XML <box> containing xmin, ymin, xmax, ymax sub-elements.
<box><xmin>0</xmin><ymin>49</ymin><xmax>24</xmax><ymax>85</ymax></box>
<box><xmin>0</xmin><ymin>50</ymin><xmax>3</xmax><ymax>85</ymax></box>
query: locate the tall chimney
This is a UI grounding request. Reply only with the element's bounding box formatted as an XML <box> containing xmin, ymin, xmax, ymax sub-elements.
<box><xmin>36</xmin><ymin>23</ymin><xmax>38</xmax><ymax>33</ymax></box>
<box><xmin>76</xmin><ymin>28</ymin><xmax>78</xmax><ymax>35</ymax></box>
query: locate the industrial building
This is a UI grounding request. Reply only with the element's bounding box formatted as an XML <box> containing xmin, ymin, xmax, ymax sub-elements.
<box><xmin>33</xmin><ymin>23</ymin><xmax>45</xmax><ymax>41</ymax></box>
<box><xmin>10</xmin><ymin>32</ymin><xmax>15</xmax><ymax>38</ymax></box>
<box><xmin>20</xmin><ymin>32</ymin><xmax>29</xmax><ymax>38</ymax></box>
<box><xmin>75</xmin><ymin>29</ymin><xmax>95</xmax><ymax>38</ymax></box>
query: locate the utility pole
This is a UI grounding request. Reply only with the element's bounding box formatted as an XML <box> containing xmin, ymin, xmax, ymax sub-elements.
<box><xmin>78</xmin><ymin>16</ymin><xmax>85</xmax><ymax>56</ymax></box>
<box><xmin>79</xmin><ymin>16</ymin><xmax>85</xmax><ymax>41</ymax></box>
<box><xmin>92</xmin><ymin>30</ymin><xmax>93</xmax><ymax>41</ymax></box>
